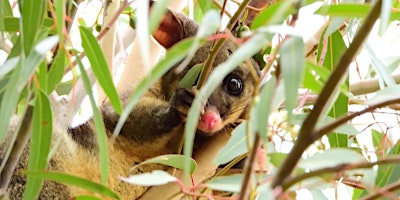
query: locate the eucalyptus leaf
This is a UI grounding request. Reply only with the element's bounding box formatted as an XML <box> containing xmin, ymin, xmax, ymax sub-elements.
<box><xmin>179</xmin><ymin>63</ymin><xmax>202</xmax><ymax>88</ymax></box>
<box><xmin>280</xmin><ymin>37</ymin><xmax>304</xmax><ymax>122</ymax></box>
<box><xmin>24</xmin><ymin>89</ymin><xmax>53</xmax><ymax>200</ymax></box>
<box><xmin>120</xmin><ymin>170</ymin><xmax>177</xmax><ymax>186</ymax></box>
<box><xmin>75</xmin><ymin>54</ymin><xmax>109</xmax><ymax>185</ymax></box>
<box><xmin>367</xmin><ymin>85</ymin><xmax>400</xmax><ymax>105</ymax></box>
<box><xmin>298</xmin><ymin>148</ymin><xmax>365</xmax><ymax>170</ymax></box>
<box><xmin>214</xmin><ymin>122</ymin><xmax>250</xmax><ymax>165</ymax></box>
<box><xmin>79</xmin><ymin>26</ymin><xmax>122</xmax><ymax>115</ymax></box>
<box><xmin>133</xmin><ymin>154</ymin><xmax>197</xmax><ymax>175</ymax></box>
<box><xmin>206</xmin><ymin>175</ymin><xmax>243</xmax><ymax>193</ymax></box>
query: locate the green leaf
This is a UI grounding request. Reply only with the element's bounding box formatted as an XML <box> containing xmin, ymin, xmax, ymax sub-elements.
<box><xmin>280</xmin><ymin>37</ymin><xmax>304</xmax><ymax>122</ymax></box>
<box><xmin>375</xmin><ymin>143</ymin><xmax>400</xmax><ymax>187</ymax></box>
<box><xmin>269</xmin><ymin>153</ymin><xmax>287</xmax><ymax>168</ymax></box>
<box><xmin>252</xmin><ymin>77</ymin><xmax>277</xmax><ymax>142</ymax></box>
<box><xmin>206</xmin><ymin>175</ymin><xmax>243</xmax><ymax>193</ymax></box>
<box><xmin>251</xmin><ymin>2</ymin><xmax>296</xmax><ymax>29</ymax></box>
<box><xmin>21</xmin><ymin>0</ymin><xmax>46</xmax><ymax>55</ymax></box>
<box><xmin>26</xmin><ymin>171</ymin><xmax>120</xmax><ymax>199</ymax></box>
<box><xmin>133</xmin><ymin>154</ymin><xmax>197</xmax><ymax>175</ymax></box>
<box><xmin>367</xmin><ymin>85</ymin><xmax>400</xmax><ymax>105</ymax></box>
<box><xmin>322</xmin><ymin>30</ymin><xmax>349</xmax><ymax>148</ymax></box>
<box><xmin>315</xmin><ymin>4</ymin><xmax>371</xmax><ymax>19</ymax></box>
<box><xmin>75</xmin><ymin>195</ymin><xmax>103</xmax><ymax>200</ymax></box>
<box><xmin>179</xmin><ymin>63</ymin><xmax>202</xmax><ymax>88</ymax></box>
<box><xmin>24</xmin><ymin>89</ymin><xmax>53</xmax><ymax>200</ymax></box>
<box><xmin>184</xmin><ymin>33</ymin><xmax>269</xmax><ymax>175</ymax></box>
<box><xmin>0</xmin><ymin>0</ymin><xmax>12</xmax><ymax>16</ymax></box>
<box><xmin>75</xmin><ymin>53</ymin><xmax>109</xmax><ymax>185</ymax></box>
<box><xmin>54</xmin><ymin>0</ymin><xmax>65</xmax><ymax>41</ymax></box>
<box><xmin>298</xmin><ymin>148</ymin><xmax>365</xmax><ymax>170</ymax></box>
<box><xmin>0</xmin><ymin>35</ymin><xmax>58</xmax><ymax>142</ymax></box>
<box><xmin>47</xmin><ymin>49</ymin><xmax>67</xmax><ymax>94</ymax></box>
<box><xmin>79</xmin><ymin>26</ymin><xmax>122</xmax><ymax>114</ymax></box>
<box><xmin>1</xmin><ymin>16</ymin><xmax>18</xmax><ymax>32</ymax></box>
<box><xmin>214</xmin><ymin>122</ymin><xmax>250</xmax><ymax>165</ymax></box>
<box><xmin>316</xmin><ymin>4</ymin><xmax>400</xmax><ymax>21</ymax></box>
<box><xmin>120</xmin><ymin>170</ymin><xmax>177</xmax><ymax>186</ymax></box>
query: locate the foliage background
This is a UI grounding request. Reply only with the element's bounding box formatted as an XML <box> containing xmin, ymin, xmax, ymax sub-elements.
<box><xmin>1</xmin><ymin>0</ymin><xmax>400</xmax><ymax>199</ymax></box>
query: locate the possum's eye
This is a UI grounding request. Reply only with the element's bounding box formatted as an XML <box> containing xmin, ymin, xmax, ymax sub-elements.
<box><xmin>223</xmin><ymin>74</ymin><xmax>243</xmax><ymax>96</ymax></box>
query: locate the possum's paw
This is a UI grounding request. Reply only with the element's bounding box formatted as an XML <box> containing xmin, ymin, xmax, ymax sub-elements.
<box><xmin>172</xmin><ymin>87</ymin><xmax>198</xmax><ymax>117</ymax></box>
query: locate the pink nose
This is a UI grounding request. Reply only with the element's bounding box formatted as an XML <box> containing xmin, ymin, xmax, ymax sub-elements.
<box><xmin>202</xmin><ymin>112</ymin><xmax>219</xmax><ymax>130</ymax></box>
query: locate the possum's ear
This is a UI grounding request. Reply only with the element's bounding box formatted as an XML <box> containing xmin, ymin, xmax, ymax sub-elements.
<box><xmin>152</xmin><ymin>8</ymin><xmax>198</xmax><ymax>49</ymax></box>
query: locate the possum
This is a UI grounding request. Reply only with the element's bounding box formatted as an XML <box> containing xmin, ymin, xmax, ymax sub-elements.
<box><xmin>1</xmin><ymin>5</ymin><xmax>259</xmax><ymax>200</ymax></box>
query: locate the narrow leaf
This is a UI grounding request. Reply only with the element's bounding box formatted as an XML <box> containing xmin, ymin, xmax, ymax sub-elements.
<box><xmin>254</xmin><ymin>77</ymin><xmax>277</xmax><ymax>141</ymax></box>
<box><xmin>322</xmin><ymin>30</ymin><xmax>349</xmax><ymax>148</ymax></box>
<box><xmin>179</xmin><ymin>63</ymin><xmax>202</xmax><ymax>88</ymax></box>
<box><xmin>298</xmin><ymin>148</ymin><xmax>365</xmax><ymax>170</ymax></box>
<box><xmin>133</xmin><ymin>154</ymin><xmax>197</xmax><ymax>175</ymax></box>
<box><xmin>79</xmin><ymin>26</ymin><xmax>122</xmax><ymax>114</ymax></box>
<box><xmin>75</xmin><ymin>54</ymin><xmax>109</xmax><ymax>185</ymax></box>
<box><xmin>47</xmin><ymin>49</ymin><xmax>67</xmax><ymax>94</ymax></box>
<box><xmin>214</xmin><ymin>122</ymin><xmax>250</xmax><ymax>165</ymax></box>
<box><xmin>21</xmin><ymin>0</ymin><xmax>46</xmax><ymax>55</ymax></box>
<box><xmin>280</xmin><ymin>37</ymin><xmax>304</xmax><ymax>122</ymax></box>
<box><xmin>0</xmin><ymin>36</ymin><xmax>58</xmax><ymax>142</ymax></box>
<box><xmin>26</xmin><ymin>171</ymin><xmax>120</xmax><ymax>199</ymax></box>
<box><xmin>206</xmin><ymin>175</ymin><xmax>244</xmax><ymax>193</ymax></box>
<box><xmin>251</xmin><ymin>2</ymin><xmax>296</xmax><ymax>29</ymax></box>
<box><xmin>24</xmin><ymin>89</ymin><xmax>53</xmax><ymax>200</ymax></box>
<box><xmin>120</xmin><ymin>170</ymin><xmax>177</xmax><ymax>186</ymax></box>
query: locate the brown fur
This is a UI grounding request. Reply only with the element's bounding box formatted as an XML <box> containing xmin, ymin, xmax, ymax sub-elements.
<box><xmin>1</xmin><ymin>5</ymin><xmax>259</xmax><ymax>200</ymax></box>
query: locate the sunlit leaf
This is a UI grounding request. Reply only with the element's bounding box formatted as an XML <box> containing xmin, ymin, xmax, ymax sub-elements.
<box><xmin>133</xmin><ymin>154</ymin><xmax>197</xmax><ymax>175</ymax></box>
<box><xmin>21</xmin><ymin>0</ymin><xmax>46</xmax><ymax>55</ymax></box>
<box><xmin>120</xmin><ymin>170</ymin><xmax>177</xmax><ymax>186</ymax></box>
<box><xmin>79</xmin><ymin>26</ymin><xmax>122</xmax><ymax>114</ymax></box>
<box><xmin>251</xmin><ymin>2</ymin><xmax>296</xmax><ymax>29</ymax></box>
<box><xmin>0</xmin><ymin>36</ymin><xmax>58</xmax><ymax>142</ymax></box>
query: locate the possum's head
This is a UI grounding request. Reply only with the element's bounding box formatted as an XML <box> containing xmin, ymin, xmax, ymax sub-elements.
<box><xmin>152</xmin><ymin>7</ymin><xmax>259</xmax><ymax>135</ymax></box>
